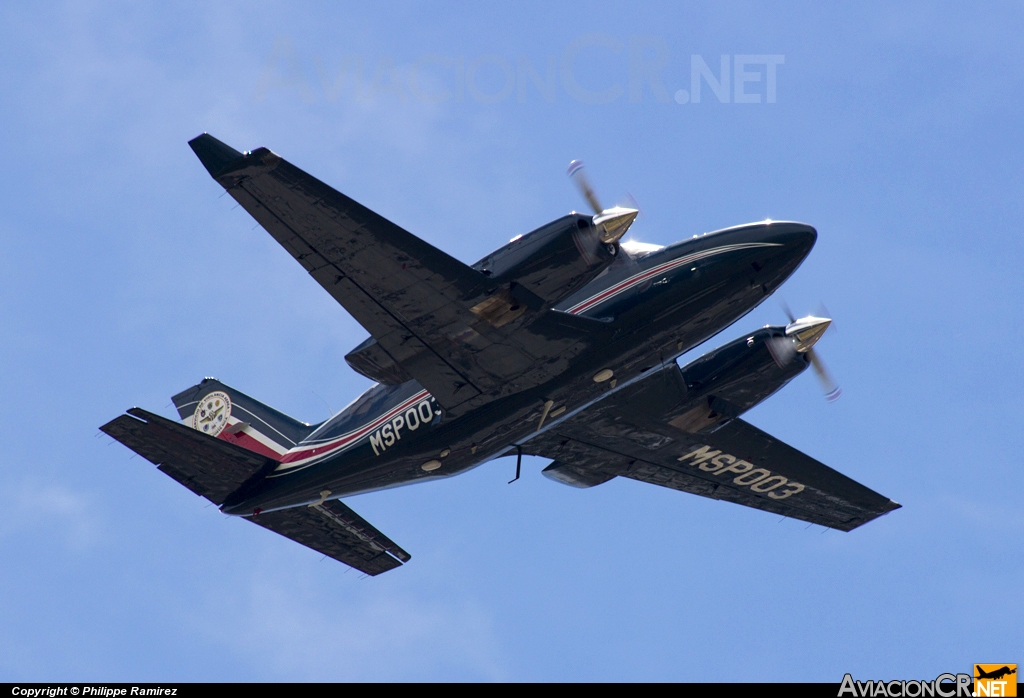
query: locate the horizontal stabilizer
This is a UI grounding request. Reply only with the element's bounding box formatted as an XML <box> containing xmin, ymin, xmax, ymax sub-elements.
<box><xmin>100</xmin><ymin>408</ymin><xmax>274</xmax><ymax>505</ymax></box>
<box><xmin>249</xmin><ymin>499</ymin><xmax>411</xmax><ymax>576</ymax></box>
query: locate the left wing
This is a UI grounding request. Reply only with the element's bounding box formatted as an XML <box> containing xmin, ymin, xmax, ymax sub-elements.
<box><xmin>189</xmin><ymin>134</ymin><xmax>592</xmax><ymax>413</ymax></box>
<box><xmin>523</xmin><ymin>365</ymin><xmax>899</xmax><ymax>531</ymax></box>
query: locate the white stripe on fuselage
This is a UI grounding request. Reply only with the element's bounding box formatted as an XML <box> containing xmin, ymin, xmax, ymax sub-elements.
<box><xmin>179</xmin><ymin>389</ymin><xmax>433</xmax><ymax>476</ymax></box>
<box><xmin>267</xmin><ymin>389</ymin><xmax>431</xmax><ymax>475</ymax></box>
<box><xmin>565</xmin><ymin>242</ymin><xmax>782</xmax><ymax>315</ymax></box>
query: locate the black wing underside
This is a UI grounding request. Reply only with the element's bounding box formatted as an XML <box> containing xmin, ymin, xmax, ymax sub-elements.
<box><xmin>189</xmin><ymin>134</ymin><xmax>592</xmax><ymax>414</ymax></box>
<box><xmin>250</xmin><ymin>499</ymin><xmax>411</xmax><ymax>576</ymax></box>
<box><xmin>523</xmin><ymin>365</ymin><xmax>900</xmax><ymax>531</ymax></box>
<box><xmin>100</xmin><ymin>409</ymin><xmax>410</xmax><ymax>575</ymax></box>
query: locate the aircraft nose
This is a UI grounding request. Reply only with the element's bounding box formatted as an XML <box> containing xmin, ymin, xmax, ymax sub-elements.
<box><xmin>752</xmin><ymin>221</ymin><xmax>817</xmax><ymax>275</ymax></box>
<box><xmin>763</xmin><ymin>222</ymin><xmax>817</xmax><ymax>255</ymax></box>
<box><xmin>718</xmin><ymin>220</ymin><xmax>817</xmax><ymax>294</ymax></box>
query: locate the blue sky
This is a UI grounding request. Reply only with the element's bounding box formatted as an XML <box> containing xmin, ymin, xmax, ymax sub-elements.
<box><xmin>1</xmin><ymin>1</ymin><xmax>1021</xmax><ymax>682</ymax></box>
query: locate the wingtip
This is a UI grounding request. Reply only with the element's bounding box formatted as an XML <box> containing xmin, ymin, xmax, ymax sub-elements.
<box><xmin>188</xmin><ymin>133</ymin><xmax>244</xmax><ymax>178</ymax></box>
<box><xmin>125</xmin><ymin>406</ymin><xmax>161</xmax><ymax>423</ymax></box>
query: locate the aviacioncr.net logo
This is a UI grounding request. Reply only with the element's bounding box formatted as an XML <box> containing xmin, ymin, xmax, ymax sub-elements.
<box><xmin>839</xmin><ymin>673</ymin><xmax>973</xmax><ymax>698</ymax></box>
<box><xmin>974</xmin><ymin>665</ymin><xmax>1017</xmax><ymax>697</ymax></box>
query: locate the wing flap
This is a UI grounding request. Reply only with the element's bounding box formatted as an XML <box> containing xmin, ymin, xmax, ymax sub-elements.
<box><xmin>100</xmin><ymin>408</ymin><xmax>273</xmax><ymax>505</ymax></box>
<box><xmin>305</xmin><ymin>268</ymin><xmax>482</xmax><ymax>406</ymax></box>
<box><xmin>249</xmin><ymin>499</ymin><xmax>410</xmax><ymax>576</ymax></box>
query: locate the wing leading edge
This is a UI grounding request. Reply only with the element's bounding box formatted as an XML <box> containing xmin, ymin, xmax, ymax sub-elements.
<box><xmin>523</xmin><ymin>364</ymin><xmax>899</xmax><ymax>531</ymax></box>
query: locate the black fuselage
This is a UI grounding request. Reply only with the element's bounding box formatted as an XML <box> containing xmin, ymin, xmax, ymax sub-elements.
<box><xmin>220</xmin><ymin>220</ymin><xmax>816</xmax><ymax>515</ymax></box>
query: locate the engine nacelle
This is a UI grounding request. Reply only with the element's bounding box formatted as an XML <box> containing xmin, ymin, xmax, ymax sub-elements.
<box><xmin>472</xmin><ymin>213</ymin><xmax>619</xmax><ymax>306</ymax></box>
<box><xmin>669</xmin><ymin>327</ymin><xmax>809</xmax><ymax>434</ymax></box>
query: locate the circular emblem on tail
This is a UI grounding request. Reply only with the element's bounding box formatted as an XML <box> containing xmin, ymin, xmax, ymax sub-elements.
<box><xmin>193</xmin><ymin>391</ymin><xmax>232</xmax><ymax>436</ymax></box>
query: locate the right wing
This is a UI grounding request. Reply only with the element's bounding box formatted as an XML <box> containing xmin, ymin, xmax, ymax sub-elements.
<box><xmin>524</xmin><ymin>364</ymin><xmax>900</xmax><ymax>531</ymax></box>
<box><xmin>189</xmin><ymin>134</ymin><xmax>593</xmax><ymax>413</ymax></box>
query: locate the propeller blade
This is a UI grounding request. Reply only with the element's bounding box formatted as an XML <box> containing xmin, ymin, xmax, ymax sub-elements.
<box><xmin>816</xmin><ymin>303</ymin><xmax>837</xmax><ymax>334</ymax></box>
<box><xmin>779</xmin><ymin>298</ymin><xmax>796</xmax><ymax>324</ymax></box>
<box><xmin>567</xmin><ymin>160</ymin><xmax>603</xmax><ymax>215</ymax></box>
<box><xmin>623</xmin><ymin>191</ymin><xmax>644</xmax><ymax>219</ymax></box>
<box><xmin>808</xmin><ymin>349</ymin><xmax>841</xmax><ymax>402</ymax></box>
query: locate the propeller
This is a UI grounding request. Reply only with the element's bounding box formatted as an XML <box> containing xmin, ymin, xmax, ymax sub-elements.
<box><xmin>567</xmin><ymin>160</ymin><xmax>603</xmax><ymax>214</ymax></box>
<box><xmin>567</xmin><ymin>160</ymin><xmax>639</xmax><ymax>244</ymax></box>
<box><xmin>770</xmin><ymin>300</ymin><xmax>841</xmax><ymax>402</ymax></box>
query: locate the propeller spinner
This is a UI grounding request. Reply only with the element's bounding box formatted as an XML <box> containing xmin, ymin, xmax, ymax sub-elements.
<box><xmin>771</xmin><ymin>302</ymin><xmax>841</xmax><ymax>402</ymax></box>
<box><xmin>567</xmin><ymin>160</ymin><xmax>638</xmax><ymax>244</ymax></box>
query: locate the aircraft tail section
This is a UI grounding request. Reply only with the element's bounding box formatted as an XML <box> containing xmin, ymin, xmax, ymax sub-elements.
<box><xmin>100</xmin><ymin>407</ymin><xmax>412</xmax><ymax>574</ymax></box>
<box><xmin>171</xmin><ymin>378</ymin><xmax>316</xmax><ymax>459</ymax></box>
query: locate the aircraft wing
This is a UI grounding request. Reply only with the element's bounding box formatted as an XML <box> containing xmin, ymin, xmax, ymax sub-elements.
<box><xmin>249</xmin><ymin>499</ymin><xmax>410</xmax><ymax>576</ymax></box>
<box><xmin>523</xmin><ymin>365</ymin><xmax>899</xmax><ymax>531</ymax></box>
<box><xmin>189</xmin><ymin>134</ymin><xmax>590</xmax><ymax>413</ymax></box>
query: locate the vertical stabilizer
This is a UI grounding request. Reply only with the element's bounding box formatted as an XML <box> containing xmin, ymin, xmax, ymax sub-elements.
<box><xmin>171</xmin><ymin>378</ymin><xmax>317</xmax><ymax>459</ymax></box>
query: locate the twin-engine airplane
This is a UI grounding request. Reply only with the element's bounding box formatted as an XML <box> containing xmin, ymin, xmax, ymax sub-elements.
<box><xmin>101</xmin><ymin>134</ymin><xmax>899</xmax><ymax>575</ymax></box>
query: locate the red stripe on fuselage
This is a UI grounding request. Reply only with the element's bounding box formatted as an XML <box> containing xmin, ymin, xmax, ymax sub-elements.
<box><xmin>568</xmin><ymin>255</ymin><xmax>693</xmax><ymax>314</ymax></box>
<box><xmin>566</xmin><ymin>243</ymin><xmax>777</xmax><ymax>315</ymax></box>
<box><xmin>275</xmin><ymin>390</ymin><xmax>430</xmax><ymax>466</ymax></box>
<box><xmin>218</xmin><ymin>428</ymin><xmax>286</xmax><ymax>460</ymax></box>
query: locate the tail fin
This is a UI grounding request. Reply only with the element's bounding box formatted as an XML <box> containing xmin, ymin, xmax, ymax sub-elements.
<box><xmin>171</xmin><ymin>378</ymin><xmax>316</xmax><ymax>459</ymax></box>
